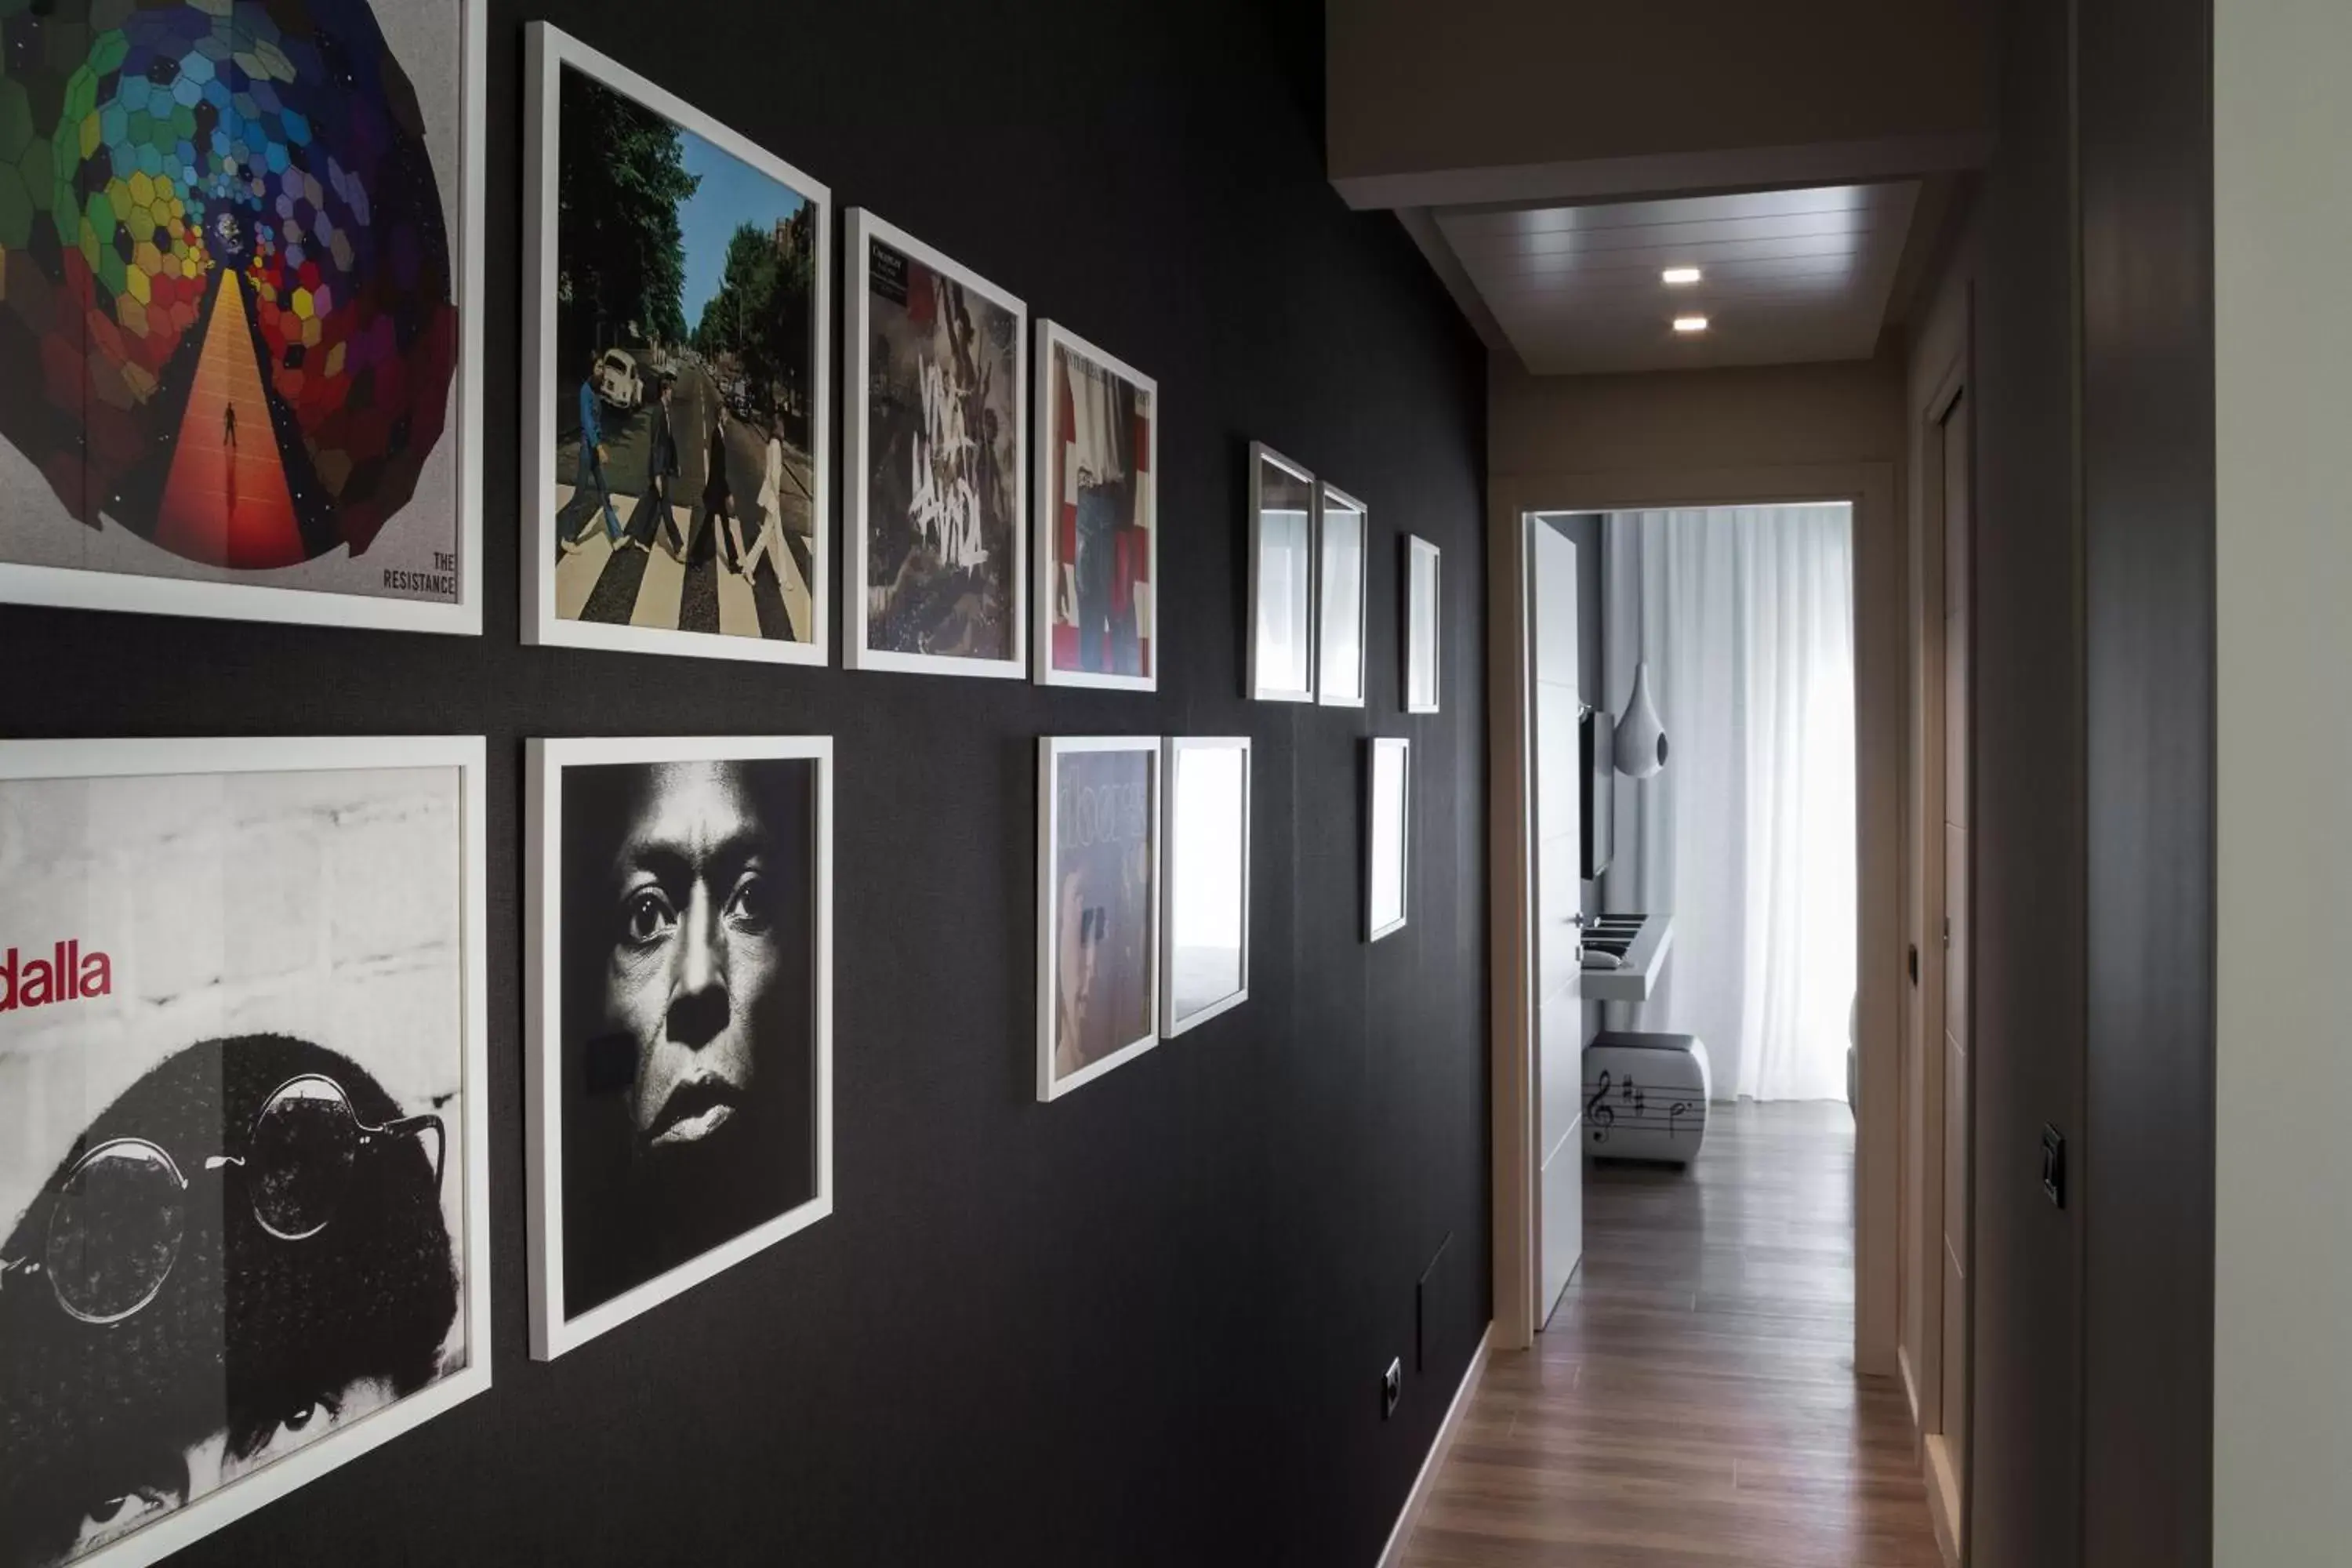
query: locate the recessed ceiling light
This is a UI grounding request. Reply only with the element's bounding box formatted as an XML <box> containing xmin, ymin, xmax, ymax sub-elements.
<box><xmin>1662</xmin><ymin>267</ymin><xmax>1702</xmax><ymax>285</ymax></box>
<box><xmin>1673</xmin><ymin>315</ymin><xmax>1710</xmax><ymax>333</ymax></box>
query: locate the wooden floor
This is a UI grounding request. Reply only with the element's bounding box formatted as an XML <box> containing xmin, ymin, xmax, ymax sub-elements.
<box><xmin>1398</xmin><ymin>1102</ymin><xmax>1942</xmax><ymax>1568</ymax></box>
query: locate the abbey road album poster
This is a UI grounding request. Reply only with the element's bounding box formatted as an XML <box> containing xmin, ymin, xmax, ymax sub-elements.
<box><xmin>524</xmin><ymin>26</ymin><xmax>830</xmax><ymax>666</ymax></box>
<box><xmin>1034</xmin><ymin>324</ymin><xmax>1157</xmax><ymax>690</ymax></box>
<box><xmin>845</xmin><ymin>209</ymin><xmax>1025</xmax><ymax>677</ymax></box>
<box><xmin>0</xmin><ymin>1</ymin><xmax>485</xmax><ymax>634</ymax></box>
<box><xmin>1037</xmin><ymin>737</ymin><xmax>1160</xmax><ymax>1099</ymax></box>
<box><xmin>527</xmin><ymin>739</ymin><xmax>833</xmax><ymax>1359</ymax></box>
<box><xmin>0</xmin><ymin>738</ymin><xmax>490</xmax><ymax>1568</ymax></box>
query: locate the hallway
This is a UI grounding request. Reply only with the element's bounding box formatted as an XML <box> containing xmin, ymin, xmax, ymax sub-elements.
<box><xmin>1399</xmin><ymin>1102</ymin><xmax>1941</xmax><ymax>1566</ymax></box>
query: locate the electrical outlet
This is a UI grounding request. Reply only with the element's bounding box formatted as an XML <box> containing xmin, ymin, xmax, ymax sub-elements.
<box><xmin>1381</xmin><ymin>1356</ymin><xmax>1402</xmax><ymax>1420</ymax></box>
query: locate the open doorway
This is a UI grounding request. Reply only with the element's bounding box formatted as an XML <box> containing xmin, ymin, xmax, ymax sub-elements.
<box><xmin>1468</xmin><ymin>493</ymin><xmax>1936</xmax><ymax>1559</ymax></box>
<box><xmin>1539</xmin><ymin>503</ymin><xmax>1862</xmax><ymax>1323</ymax></box>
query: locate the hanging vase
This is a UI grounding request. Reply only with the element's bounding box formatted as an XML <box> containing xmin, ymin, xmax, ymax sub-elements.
<box><xmin>1613</xmin><ymin>660</ymin><xmax>1668</xmax><ymax>779</ymax></box>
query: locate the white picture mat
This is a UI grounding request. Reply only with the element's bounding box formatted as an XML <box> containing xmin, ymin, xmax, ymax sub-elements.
<box><xmin>524</xmin><ymin>735</ymin><xmax>836</xmax><ymax>1360</ymax></box>
<box><xmin>1036</xmin><ymin>735</ymin><xmax>1163</xmax><ymax>1098</ymax></box>
<box><xmin>1406</xmin><ymin>535</ymin><xmax>1443</xmax><ymax>714</ymax></box>
<box><xmin>0</xmin><ymin>2</ymin><xmax>487</xmax><ymax>637</ymax></box>
<box><xmin>0</xmin><ymin>735</ymin><xmax>492</xmax><ymax>1568</ymax></box>
<box><xmin>521</xmin><ymin>24</ymin><xmax>832</xmax><ymax>667</ymax></box>
<box><xmin>1368</xmin><ymin>737</ymin><xmax>1411</xmax><ymax>941</ymax></box>
<box><xmin>1248</xmin><ymin>443</ymin><xmax>1317</xmax><ymax>703</ymax></box>
<box><xmin>1161</xmin><ymin>737</ymin><xmax>1251</xmax><ymax>1036</ymax></box>
<box><xmin>1317</xmin><ymin>483</ymin><xmax>1369</xmax><ymax>708</ymax></box>
<box><xmin>842</xmin><ymin>207</ymin><xmax>1028</xmax><ymax>678</ymax></box>
<box><xmin>1033</xmin><ymin>321</ymin><xmax>1160</xmax><ymax>691</ymax></box>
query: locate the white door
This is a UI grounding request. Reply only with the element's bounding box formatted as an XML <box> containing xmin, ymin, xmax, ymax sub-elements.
<box><xmin>1531</xmin><ymin>521</ymin><xmax>1585</xmax><ymax>1324</ymax></box>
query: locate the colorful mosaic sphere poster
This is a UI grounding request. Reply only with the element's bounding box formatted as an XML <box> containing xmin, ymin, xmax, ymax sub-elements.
<box><xmin>0</xmin><ymin>0</ymin><xmax>476</xmax><ymax>627</ymax></box>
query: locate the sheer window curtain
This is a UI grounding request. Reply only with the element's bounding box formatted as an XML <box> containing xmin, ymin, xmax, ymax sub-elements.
<box><xmin>1601</xmin><ymin>505</ymin><xmax>1857</xmax><ymax>1102</ymax></box>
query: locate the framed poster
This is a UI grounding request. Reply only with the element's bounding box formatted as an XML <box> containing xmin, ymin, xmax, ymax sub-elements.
<box><xmin>525</xmin><ymin>737</ymin><xmax>833</xmax><ymax>1359</ymax></box>
<box><xmin>0</xmin><ymin>2</ymin><xmax>488</xmax><ymax>635</ymax></box>
<box><xmin>1316</xmin><ymin>483</ymin><xmax>1369</xmax><ymax>708</ymax></box>
<box><xmin>1034</xmin><ymin>323</ymin><xmax>1157</xmax><ymax>690</ymax></box>
<box><xmin>1162</xmin><ymin>737</ymin><xmax>1250</xmax><ymax>1036</ymax></box>
<box><xmin>524</xmin><ymin>25</ymin><xmax>830</xmax><ymax>666</ymax></box>
<box><xmin>0</xmin><ymin>736</ymin><xmax>492</xmax><ymax>1568</ymax></box>
<box><xmin>1038</xmin><ymin>737</ymin><xmax>1160</xmax><ymax>1098</ymax></box>
<box><xmin>844</xmin><ymin>209</ymin><xmax>1026</xmax><ymax>677</ymax></box>
<box><xmin>1404</xmin><ymin>535</ymin><xmax>1442</xmax><ymax>715</ymax></box>
<box><xmin>1367</xmin><ymin>736</ymin><xmax>1411</xmax><ymax>941</ymax></box>
<box><xmin>1247</xmin><ymin>443</ymin><xmax>1316</xmax><ymax>703</ymax></box>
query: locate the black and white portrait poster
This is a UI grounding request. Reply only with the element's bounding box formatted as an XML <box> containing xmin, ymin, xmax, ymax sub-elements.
<box><xmin>845</xmin><ymin>210</ymin><xmax>1025</xmax><ymax>677</ymax></box>
<box><xmin>1037</xmin><ymin>739</ymin><xmax>1159</xmax><ymax>1100</ymax></box>
<box><xmin>0</xmin><ymin>738</ymin><xmax>489</xmax><ymax>1568</ymax></box>
<box><xmin>527</xmin><ymin>739</ymin><xmax>833</xmax><ymax>1359</ymax></box>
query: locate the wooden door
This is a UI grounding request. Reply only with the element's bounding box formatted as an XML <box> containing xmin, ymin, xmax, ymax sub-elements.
<box><xmin>1531</xmin><ymin>521</ymin><xmax>1585</xmax><ymax>1323</ymax></box>
<box><xmin>1936</xmin><ymin>387</ymin><xmax>1974</xmax><ymax>1523</ymax></box>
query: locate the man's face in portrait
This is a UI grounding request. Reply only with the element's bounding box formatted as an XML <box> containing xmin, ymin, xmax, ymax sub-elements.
<box><xmin>602</xmin><ymin>763</ymin><xmax>790</xmax><ymax>1156</ymax></box>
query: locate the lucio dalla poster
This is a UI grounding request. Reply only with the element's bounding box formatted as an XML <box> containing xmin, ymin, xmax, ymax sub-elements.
<box><xmin>0</xmin><ymin>750</ymin><xmax>478</xmax><ymax>1568</ymax></box>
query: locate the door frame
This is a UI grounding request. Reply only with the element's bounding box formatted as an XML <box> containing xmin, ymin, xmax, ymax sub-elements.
<box><xmin>1487</xmin><ymin>461</ymin><xmax>1902</xmax><ymax>1367</ymax></box>
<box><xmin>1906</xmin><ymin>344</ymin><xmax>1973</xmax><ymax>1561</ymax></box>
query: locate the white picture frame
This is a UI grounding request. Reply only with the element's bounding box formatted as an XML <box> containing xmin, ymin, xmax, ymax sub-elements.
<box><xmin>0</xmin><ymin>735</ymin><xmax>492</xmax><ymax>1568</ymax></box>
<box><xmin>1247</xmin><ymin>443</ymin><xmax>1318</xmax><ymax>703</ymax></box>
<box><xmin>0</xmin><ymin>3</ymin><xmax>488</xmax><ymax>637</ymax></box>
<box><xmin>1316</xmin><ymin>482</ymin><xmax>1370</xmax><ymax>708</ymax></box>
<box><xmin>843</xmin><ymin>208</ymin><xmax>1028</xmax><ymax>679</ymax></box>
<box><xmin>525</xmin><ymin>735</ymin><xmax>835</xmax><ymax>1360</ymax></box>
<box><xmin>1033</xmin><ymin>322</ymin><xmax>1160</xmax><ymax>691</ymax></box>
<box><xmin>1037</xmin><ymin>735</ymin><xmax>1162</xmax><ymax>1098</ymax></box>
<box><xmin>1161</xmin><ymin>736</ymin><xmax>1252</xmax><ymax>1036</ymax></box>
<box><xmin>523</xmin><ymin>24</ymin><xmax>832</xmax><ymax>666</ymax></box>
<box><xmin>1367</xmin><ymin>736</ymin><xmax>1412</xmax><ymax>941</ymax></box>
<box><xmin>1404</xmin><ymin>535</ymin><xmax>1443</xmax><ymax>715</ymax></box>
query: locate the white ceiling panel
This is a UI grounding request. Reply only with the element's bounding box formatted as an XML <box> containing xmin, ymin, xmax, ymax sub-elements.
<box><xmin>1434</xmin><ymin>182</ymin><xmax>1918</xmax><ymax>374</ymax></box>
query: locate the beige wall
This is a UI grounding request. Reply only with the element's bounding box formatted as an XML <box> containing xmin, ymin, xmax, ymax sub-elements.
<box><xmin>1489</xmin><ymin>354</ymin><xmax>1908</xmax><ymax>1375</ymax></box>
<box><xmin>1492</xmin><ymin>355</ymin><xmax>1906</xmax><ymax>478</ymax></box>
<box><xmin>2213</xmin><ymin>0</ymin><xmax>2352</xmax><ymax>1559</ymax></box>
<box><xmin>1328</xmin><ymin>0</ymin><xmax>1988</xmax><ymax>206</ymax></box>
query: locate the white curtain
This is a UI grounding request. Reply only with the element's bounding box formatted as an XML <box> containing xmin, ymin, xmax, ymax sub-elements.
<box><xmin>1601</xmin><ymin>505</ymin><xmax>1857</xmax><ymax>1102</ymax></box>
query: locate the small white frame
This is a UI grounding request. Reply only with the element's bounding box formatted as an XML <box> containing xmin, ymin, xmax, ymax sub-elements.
<box><xmin>1247</xmin><ymin>443</ymin><xmax>1319</xmax><ymax>703</ymax></box>
<box><xmin>1037</xmin><ymin>735</ymin><xmax>1163</xmax><ymax>1098</ymax></box>
<box><xmin>1404</xmin><ymin>535</ymin><xmax>1443</xmax><ymax>715</ymax></box>
<box><xmin>1033</xmin><ymin>321</ymin><xmax>1160</xmax><ymax>691</ymax></box>
<box><xmin>522</xmin><ymin>24</ymin><xmax>831</xmax><ymax>666</ymax></box>
<box><xmin>524</xmin><ymin>735</ymin><xmax>835</xmax><ymax>1360</ymax></box>
<box><xmin>1316</xmin><ymin>481</ymin><xmax>1370</xmax><ymax>709</ymax></box>
<box><xmin>842</xmin><ymin>208</ymin><xmax>1028</xmax><ymax>679</ymax></box>
<box><xmin>0</xmin><ymin>3</ymin><xmax>488</xmax><ymax>637</ymax></box>
<box><xmin>0</xmin><ymin>735</ymin><xmax>493</xmax><ymax>1568</ymax></box>
<box><xmin>1367</xmin><ymin>736</ymin><xmax>1413</xmax><ymax>942</ymax></box>
<box><xmin>1160</xmin><ymin>735</ymin><xmax>1252</xmax><ymax>1036</ymax></box>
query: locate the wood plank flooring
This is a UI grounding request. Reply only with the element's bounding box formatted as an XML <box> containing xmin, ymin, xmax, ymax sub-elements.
<box><xmin>1398</xmin><ymin>1102</ymin><xmax>1943</xmax><ymax>1568</ymax></box>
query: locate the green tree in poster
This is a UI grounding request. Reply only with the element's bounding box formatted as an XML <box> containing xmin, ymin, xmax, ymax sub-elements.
<box><xmin>557</xmin><ymin>77</ymin><xmax>697</xmax><ymax>350</ymax></box>
<box><xmin>690</xmin><ymin>213</ymin><xmax>814</xmax><ymax>434</ymax></box>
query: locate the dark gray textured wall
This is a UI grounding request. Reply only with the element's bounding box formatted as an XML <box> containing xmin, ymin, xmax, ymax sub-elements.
<box><xmin>0</xmin><ymin>2</ymin><xmax>1491</xmax><ymax>1562</ymax></box>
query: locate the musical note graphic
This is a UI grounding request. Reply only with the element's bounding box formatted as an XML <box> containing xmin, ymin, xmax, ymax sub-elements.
<box><xmin>1585</xmin><ymin>1070</ymin><xmax>1615</xmax><ymax>1144</ymax></box>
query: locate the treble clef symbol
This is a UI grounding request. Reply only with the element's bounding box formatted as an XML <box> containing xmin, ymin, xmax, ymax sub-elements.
<box><xmin>1586</xmin><ymin>1070</ymin><xmax>1614</xmax><ymax>1144</ymax></box>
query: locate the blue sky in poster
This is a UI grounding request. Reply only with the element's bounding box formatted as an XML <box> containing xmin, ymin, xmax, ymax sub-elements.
<box><xmin>676</xmin><ymin>130</ymin><xmax>809</xmax><ymax>334</ymax></box>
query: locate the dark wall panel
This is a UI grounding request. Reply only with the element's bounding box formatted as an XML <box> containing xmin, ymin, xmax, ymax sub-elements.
<box><xmin>1969</xmin><ymin>0</ymin><xmax>2089</xmax><ymax>1560</ymax></box>
<box><xmin>2079</xmin><ymin>0</ymin><xmax>2217</xmax><ymax>1560</ymax></box>
<box><xmin>0</xmin><ymin>2</ymin><xmax>1490</xmax><ymax>1564</ymax></box>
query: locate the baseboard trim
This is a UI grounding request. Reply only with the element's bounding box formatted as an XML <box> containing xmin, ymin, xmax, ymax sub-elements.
<box><xmin>1898</xmin><ymin>1343</ymin><xmax>1922</xmax><ymax>1432</ymax></box>
<box><xmin>1375</xmin><ymin>1321</ymin><xmax>1493</xmax><ymax>1568</ymax></box>
<box><xmin>1924</xmin><ymin>1432</ymin><xmax>1963</xmax><ymax>1566</ymax></box>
